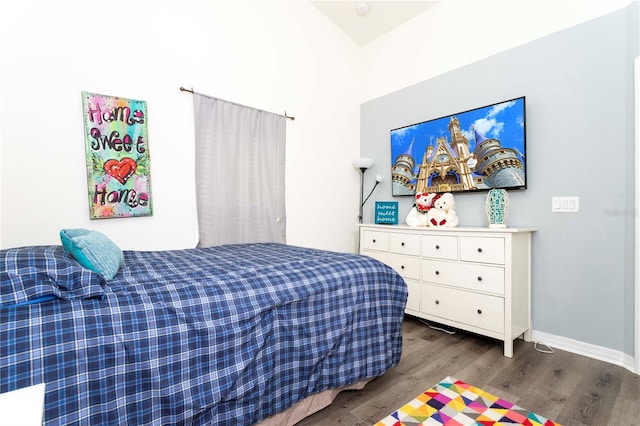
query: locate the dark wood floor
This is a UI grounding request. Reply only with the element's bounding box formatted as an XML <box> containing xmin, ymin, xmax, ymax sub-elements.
<box><xmin>297</xmin><ymin>316</ymin><xmax>640</xmax><ymax>426</ymax></box>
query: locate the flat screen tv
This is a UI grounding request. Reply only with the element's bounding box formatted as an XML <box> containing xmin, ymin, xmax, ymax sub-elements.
<box><xmin>390</xmin><ymin>96</ymin><xmax>526</xmax><ymax>196</ymax></box>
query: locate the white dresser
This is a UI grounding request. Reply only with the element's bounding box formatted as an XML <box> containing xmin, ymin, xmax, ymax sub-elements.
<box><xmin>359</xmin><ymin>224</ymin><xmax>534</xmax><ymax>357</ymax></box>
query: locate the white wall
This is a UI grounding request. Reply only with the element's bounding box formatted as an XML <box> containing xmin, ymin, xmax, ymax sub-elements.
<box><xmin>359</xmin><ymin>0</ymin><xmax>634</xmax><ymax>103</ymax></box>
<box><xmin>0</xmin><ymin>0</ymin><xmax>362</xmax><ymax>252</ymax></box>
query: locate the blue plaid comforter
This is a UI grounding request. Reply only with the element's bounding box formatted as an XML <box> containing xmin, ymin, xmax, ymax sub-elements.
<box><xmin>1</xmin><ymin>243</ymin><xmax>407</xmax><ymax>425</ymax></box>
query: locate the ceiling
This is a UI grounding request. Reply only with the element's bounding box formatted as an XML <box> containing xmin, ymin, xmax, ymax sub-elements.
<box><xmin>311</xmin><ymin>1</ymin><xmax>440</xmax><ymax>46</ymax></box>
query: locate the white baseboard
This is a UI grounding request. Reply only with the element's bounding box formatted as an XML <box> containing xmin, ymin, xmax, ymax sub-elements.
<box><xmin>531</xmin><ymin>330</ymin><xmax>636</xmax><ymax>374</ymax></box>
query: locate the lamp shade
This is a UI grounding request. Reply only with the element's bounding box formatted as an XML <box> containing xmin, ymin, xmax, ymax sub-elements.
<box><xmin>352</xmin><ymin>157</ymin><xmax>374</xmax><ymax>170</ymax></box>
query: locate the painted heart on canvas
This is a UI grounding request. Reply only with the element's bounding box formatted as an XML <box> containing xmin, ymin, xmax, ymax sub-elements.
<box><xmin>104</xmin><ymin>158</ymin><xmax>137</xmax><ymax>185</ymax></box>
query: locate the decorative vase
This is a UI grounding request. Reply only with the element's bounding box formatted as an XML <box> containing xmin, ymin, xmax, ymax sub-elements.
<box><xmin>485</xmin><ymin>189</ymin><xmax>509</xmax><ymax>228</ymax></box>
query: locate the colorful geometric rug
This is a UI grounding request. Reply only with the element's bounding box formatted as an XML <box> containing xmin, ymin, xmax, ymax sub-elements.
<box><xmin>374</xmin><ymin>376</ymin><xmax>561</xmax><ymax>426</ymax></box>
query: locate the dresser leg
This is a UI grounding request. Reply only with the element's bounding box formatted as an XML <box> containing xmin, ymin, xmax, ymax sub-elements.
<box><xmin>503</xmin><ymin>340</ymin><xmax>514</xmax><ymax>358</ymax></box>
<box><xmin>523</xmin><ymin>328</ymin><xmax>532</xmax><ymax>342</ymax></box>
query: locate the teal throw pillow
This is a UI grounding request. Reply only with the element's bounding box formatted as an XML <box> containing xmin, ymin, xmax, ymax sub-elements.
<box><xmin>60</xmin><ymin>228</ymin><xmax>124</xmax><ymax>280</ymax></box>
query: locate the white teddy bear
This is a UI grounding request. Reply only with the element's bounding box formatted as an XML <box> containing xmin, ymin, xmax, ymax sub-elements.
<box><xmin>405</xmin><ymin>192</ymin><xmax>437</xmax><ymax>227</ymax></box>
<box><xmin>426</xmin><ymin>192</ymin><xmax>459</xmax><ymax>228</ymax></box>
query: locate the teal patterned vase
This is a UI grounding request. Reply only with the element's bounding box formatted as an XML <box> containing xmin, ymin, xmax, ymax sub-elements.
<box><xmin>486</xmin><ymin>189</ymin><xmax>509</xmax><ymax>228</ymax></box>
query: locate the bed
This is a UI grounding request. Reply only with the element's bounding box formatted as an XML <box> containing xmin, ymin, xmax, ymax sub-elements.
<box><xmin>0</xmin><ymin>239</ymin><xmax>407</xmax><ymax>425</ymax></box>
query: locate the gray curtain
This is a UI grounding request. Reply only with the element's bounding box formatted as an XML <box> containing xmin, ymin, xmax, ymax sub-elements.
<box><xmin>193</xmin><ymin>94</ymin><xmax>286</xmax><ymax>247</ymax></box>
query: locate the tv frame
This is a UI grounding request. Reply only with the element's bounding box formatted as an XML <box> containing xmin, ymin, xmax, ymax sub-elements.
<box><xmin>390</xmin><ymin>96</ymin><xmax>527</xmax><ymax>196</ymax></box>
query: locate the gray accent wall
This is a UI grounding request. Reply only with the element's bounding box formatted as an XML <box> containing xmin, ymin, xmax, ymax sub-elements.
<box><xmin>360</xmin><ymin>4</ymin><xmax>638</xmax><ymax>355</ymax></box>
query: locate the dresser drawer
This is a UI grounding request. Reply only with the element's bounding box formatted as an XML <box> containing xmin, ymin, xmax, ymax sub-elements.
<box><xmin>421</xmin><ymin>284</ymin><xmax>504</xmax><ymax>333</ymax></box>
<box><xmin>421</xmin><ymin>235</ymin><xmax>458</xmax><ymax>260</ymax></box>
<box><xmin>404</xmin><ymin>278</ymin><xmax>421</xmax><ymax>313</ymax></box>
<box><xmin>363</xmin><ymin>251</ymin><xmax>420</xmax><ymax>281</ymax></box>
<box><xmin>422</xmin><ymin>260</ymin><xmax>504</xmax><ymax>295</ymax></box>
<box><xmin>389</xmin><ymin>233</ymin><xmax>420</xmax><ymax>256</ymax></box>
<box><xmin>460</xmin><ymin>237</ymin><xmax>505</xmax><ymax>264</ymax></box>
<box><xmin>361</xmin><ymin>230</ymin><xmax>389</xmax><ymax>251</ymax></box>
<box><xmin>421</xmin><ymin>259</ymin><xmax>455</xmax><ymax>286</ymax></box>
<box><xmin>386</xmin><ymin>253</ymin><xmax>420</xmax><ymax>280</ymax></box>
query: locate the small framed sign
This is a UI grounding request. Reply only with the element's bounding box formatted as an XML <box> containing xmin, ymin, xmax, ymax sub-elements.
<box><xmin>375</xmin><ymin>201</ymin><xmax>398</xmax><ymax>225</ymax></box>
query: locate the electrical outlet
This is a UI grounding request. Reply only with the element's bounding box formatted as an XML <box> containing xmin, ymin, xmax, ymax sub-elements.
<box><xmin>552</xmin><ymin>196</ymin><xmax>579</xmax><ymax>212</ymax></box>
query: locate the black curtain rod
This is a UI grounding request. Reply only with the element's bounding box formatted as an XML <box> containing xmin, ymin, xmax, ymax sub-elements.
<box><xmin>179</xmin><ymin>86</ymin><xmax>295</xmax><ymax>121</ymax></box>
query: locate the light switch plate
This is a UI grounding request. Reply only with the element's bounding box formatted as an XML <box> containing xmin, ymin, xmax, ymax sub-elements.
<box><xmin>552</xmin><ymin>196</ymin><xmax>579</xmax><ymax>212</ymax></box>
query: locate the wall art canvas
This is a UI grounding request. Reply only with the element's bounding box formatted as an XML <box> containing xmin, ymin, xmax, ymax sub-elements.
<box><xmin>81</xmin><ymin>91</ymin><xmax>153</xmax><ymax>219</ymax></box>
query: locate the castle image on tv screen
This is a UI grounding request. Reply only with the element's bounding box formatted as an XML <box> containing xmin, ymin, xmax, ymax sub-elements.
<box><xmin>391</xmin><ymin>97</ymin><xmax>526</xmax><ymax>196</ymax></box>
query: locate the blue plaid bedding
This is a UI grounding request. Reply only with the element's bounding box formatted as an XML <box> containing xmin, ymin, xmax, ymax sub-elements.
<box><xmin>1</xmin><ymin>243</ymin><xmax>407</xmax><ymax>425</ymax></box>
